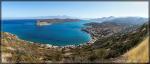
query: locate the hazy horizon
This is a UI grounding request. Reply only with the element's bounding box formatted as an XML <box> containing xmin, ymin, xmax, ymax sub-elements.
<box><xmin>2</xmin><ymin>1</ymin><xmax>148</xmax><ymax>19</ymax></box>
<box><xmin>2</xmin><ymin>16</ymin><xmax>148</xmax><ymax>20</ymax></box>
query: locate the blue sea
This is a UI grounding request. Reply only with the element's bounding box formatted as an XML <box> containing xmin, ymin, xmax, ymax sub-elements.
<box><xmin>2</xmin><ymin>19</ymin><xmax>92</xmax><ymax>46</ymax></box>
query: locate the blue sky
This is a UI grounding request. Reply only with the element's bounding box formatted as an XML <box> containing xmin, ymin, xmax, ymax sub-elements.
<box><xmin>2</xmin><ymin>1</ymin><xmax>148</xmax><ymax>19</ymax></box>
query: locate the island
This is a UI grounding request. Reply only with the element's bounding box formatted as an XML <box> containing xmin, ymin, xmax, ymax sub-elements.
<box><xmin>36</xmin><ymin>18</ymin><xmax>80</xmax><ymax>26</ymax></box>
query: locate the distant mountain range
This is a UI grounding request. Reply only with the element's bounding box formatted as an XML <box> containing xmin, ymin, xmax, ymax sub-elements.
<box><xmin>90</xmin><ymin>16</ymin><xmax>148</xmax><ymax>25</ymax></box>
<box><xmin>2</xmin><ymin>15</ymin><xmax>78</xmax><ymax>20</ymax></box>
<box><xmin>90</xmin><ymin>16</ymin><xmax>115</xmax><ymax>23</ymax></box>
<box><xmin>3</xmin><ymin>16</ymin><xmax>148</xmax><ymax>25</ymax></box>
<box><xmin>35</xmin><ymin>15</ymin><xmax>78</xmax><ymax>19</ymax></box>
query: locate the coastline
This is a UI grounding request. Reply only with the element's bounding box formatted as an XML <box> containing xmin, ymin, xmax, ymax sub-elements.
<box><xmin>2</xmin><ymin>30</ymin><xmax>96</xmax><ymax>49</ymax></box>
<box><xmin>2</xmin><ymin>20</ymin><xmax>97</xmax><ymax>48</ymax></box>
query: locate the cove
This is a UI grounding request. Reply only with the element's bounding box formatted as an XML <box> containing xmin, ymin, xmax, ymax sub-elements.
<box><xmin>2</xmin><ymin>19</ymin><xmax>92</xmax><ymax>46</ymax></box>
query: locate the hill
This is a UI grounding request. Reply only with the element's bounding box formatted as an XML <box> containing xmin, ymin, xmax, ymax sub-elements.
<box><xmin>123</xmin><ymin>37</ymin><xmax>149</xmax><ymax>63</ymax></box>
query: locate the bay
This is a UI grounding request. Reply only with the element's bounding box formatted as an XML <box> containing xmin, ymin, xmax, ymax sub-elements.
<box><xmin>2</xmin><ymin>19</ymin><xmax>92</xmax><ymax>46</ymax></box>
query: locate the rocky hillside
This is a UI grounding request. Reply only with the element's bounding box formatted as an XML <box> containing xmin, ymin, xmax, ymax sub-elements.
<box><xmin>82</xmin><ymin>21</ymin><xmax>140</xmax><ymax>40</ymax></box>
<box><xmin>91</xmin><ymin>22</ymin><xmax>148</xmax><ymax>58</ymax></box>
<box><xmin>1</xmin><ymin>32</ymin><xmax>64</xmax><ymax>63</ymax></box>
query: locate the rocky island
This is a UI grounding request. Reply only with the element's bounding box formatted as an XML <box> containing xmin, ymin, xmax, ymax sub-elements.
<box><xmin>36</xmin><ymin>18</ymin><xmax>80</xmax><ymax>26</ymax></box>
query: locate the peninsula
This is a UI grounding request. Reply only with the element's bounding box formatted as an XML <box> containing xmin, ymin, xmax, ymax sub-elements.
<box><xmin>37</xmin><ymin>18</ymin><xmax>80</xmax><ymax>26</ymax></box>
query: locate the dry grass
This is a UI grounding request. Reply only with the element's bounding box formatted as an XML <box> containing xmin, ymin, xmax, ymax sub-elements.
<box><xmin>123</xmin><ymin>37</ymin><xmax>149</xmax><ymax>63</ymax></box>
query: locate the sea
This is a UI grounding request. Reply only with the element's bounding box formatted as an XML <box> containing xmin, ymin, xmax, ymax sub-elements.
<box><xmin>2</xmin><ymin>19</ymin><xmax>92</xmax><ymax>46</ymax></box>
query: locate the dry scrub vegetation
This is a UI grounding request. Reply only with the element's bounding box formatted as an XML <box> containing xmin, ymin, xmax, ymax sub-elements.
<box><xmin>123</xmin><ymin>37</ymin><xmax>149</xmax><ymax>63</ymax></box>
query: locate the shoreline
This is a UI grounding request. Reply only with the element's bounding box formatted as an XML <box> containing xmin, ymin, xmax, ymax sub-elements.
<box><xmin>2</xmin><ymin>31</ymin><xmax>96</xmax><ymax>49</ymax></box>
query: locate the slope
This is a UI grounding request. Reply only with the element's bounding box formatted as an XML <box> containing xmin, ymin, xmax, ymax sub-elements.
<box><xmin>123</xmin><ymin>37</ymin><xmax>149</xmax><ymax>63</ymax></box>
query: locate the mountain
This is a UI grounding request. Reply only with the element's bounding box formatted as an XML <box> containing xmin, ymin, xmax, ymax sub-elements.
<box><xmin>104</xmin><ymin>17</ymin><xmax>148</xmax><ymax>25</ymax></box>
<box><xmin>90</xmin><ymin>17</ymin><xmax>148</xmax><ymax>25</ymax></box>
<box><xmin>90</xmin><ymin>16</ymin><xmax>115</xmax><ymax>23</ymax></box>
<box><xmin>34</xmin><ymin>15</ymin><xmax>78</xmax><ymax>19</ymax></box>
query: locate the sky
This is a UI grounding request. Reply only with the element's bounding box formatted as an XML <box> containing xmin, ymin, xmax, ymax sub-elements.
<box><xmin>2</xmin><ymin>1</ymin><xmax>148</xmax><ymax>19</ymax></box>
